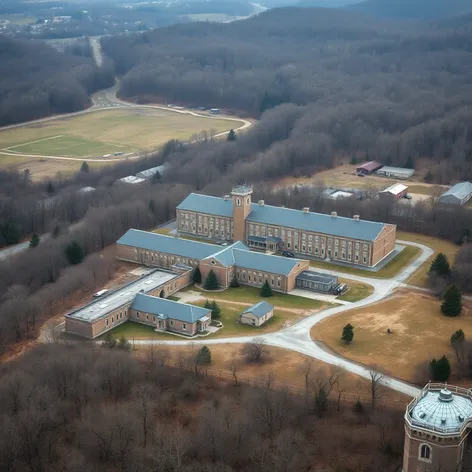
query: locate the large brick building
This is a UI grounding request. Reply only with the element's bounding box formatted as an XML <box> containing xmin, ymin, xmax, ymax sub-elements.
<box><xmin>116</xmin><ymin>231</ymin><xmax>309</xmax><ymax>293</ymax></box>
<box><xmin>176</xmin><ymin>186</ymin><xmax>396</xmax><ymax>268</ymax></box>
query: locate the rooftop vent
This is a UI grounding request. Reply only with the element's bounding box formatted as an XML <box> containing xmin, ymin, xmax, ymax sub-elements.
<box><xmin>303</xmin><ymin>207</ymin><xmax>310</xmax><ymax>214</ymax></box>
<box><xmin>439</xmin><ymin>389</ymin><xmax>453</xmax><ymax>403</ymax></box>
<box><xmin>224</xmin><ymin>195</ymin><xmax>230</xmax><ymax>201</ymax></box>
<box><xmin>259</xmin><ymin>200</ymin><xmax>265</xmax><ymax>206</ymax></box>
<box><xmin>331</xmin><ymin>211</ymin><xmax>337</xmax><ymax>218</ymax></box>
<box><xmin>441</xmin><ymin>418</ymin><xmax>447</xmax><ymax>425</ymax></box>
<box><xmin>419</xmin><ymin>412</ymin><xmax>426</xmax><ymax>419</ymax></box>
<box><xmin>459</xmin><ymin>415</ymin><xmax>465</xmax><ymax>423</ymax></box>
<box><xmin>353</xmin><ymin>215</ymin><xmax>360</xmax><ymax>221</ymax></box>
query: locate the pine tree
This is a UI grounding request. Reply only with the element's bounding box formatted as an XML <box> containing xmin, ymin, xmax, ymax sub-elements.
<box><xmin>230</xmin><ymin>274</ymin><xmax>240</xmax><ymax>288</ymax></box>
<box><xmin>350</xmin><ymin>156</ymin><xmax>357</xmax><ymax>165</ymax></box>
<box><xmin>29</xmin><ymin>233</ymin><xmax>40</xmax><ymax>248</ymax></box>
<box><xmin>227</xmin><ymin>129</ymin><xmax>236</xmax><ymax>141</ymax></box>
<box><xmin>116</xmin><ymin>336</ymin><xmax>131</xmax><ymax>351</ymax></box>
<box><xmin>260</xmin><ymin>280</ymin><xmax>273</xmax><ymax>297</ymax></box>
<box><xmin>193</xmin><ymin>267</ymin><xmax>202</xmax><ymax>284</ymax></box>
<box><xmin>430</xmin><ymin>355</ymin><xmax>451</xmax><ymax>382</ymax></box>
<box><xmin>209</xmin><ymin>300</ymin><xmax>221</xmax><ymax>319</ymax></box>
<box><xmin>441</xmin><ymin>285</ymin><xmax>462</xmax><ymax>317</ymax></box>
<box><xmin>404</xmin><ymin>156</ymin><xmax>414</xmax><ymax>169</ymax></box>
<box><xmin>203</xmin><ymin>269</ymin><xmax>219</xmax><ymax>290</ymax></box>
<box><xmin>65</xmin><ymin>241</ymin><xmax>85</xmax><ymax>265</ymax></box>
<box><xmin>429</xmin><ymin>253</ymin><xmax>451</xmax><ymax>277</ymax></box>
<box><xmin>80</xmin><ymin>161</ymin><xmax>90</xmax><ymax>173</ymax></box>
<box><xmin>197</xmin><ymin>345</ymin><xmax>212</xmax><ymax>365</ymax></box>
<box><xmin>424</xmin><ymin>169</ymin><xmax>433</xmax><ymax>183</ymax></box>
<box><xmin>47</xmin><ymin>182</ymin><xmax>55</xmax><ymax>194</ymax></box>
<box><xmin>341</xmin><ymin>323</ymin><xmax>354</xmax><ymax>344</ymax></box>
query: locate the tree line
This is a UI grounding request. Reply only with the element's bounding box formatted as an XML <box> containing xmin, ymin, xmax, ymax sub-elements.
<box><xmin>0</xmin><ymin>343</ymin><xmax>407</xmax><ymax>472</ymax></box>
<box><xmin>0</xmin><ymin>35</ymin><xmax>114</xmax><ymax>126</ymax></box>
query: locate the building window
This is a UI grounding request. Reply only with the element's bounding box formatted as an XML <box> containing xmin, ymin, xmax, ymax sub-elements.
<box><xmin>237</xmin><ymin>198</ymin><xmax>241</xmax><ymax>206</ymax></box>
<box><xmin>137</xmin><ymin>312</ymin><xmax>140</xmax><ymax>319</ymax></box>
<box><xmin>106</xmin><ymin>319</ymin><xmax>109</xmax><ymax>327</ymax></box>
<box><xmin>419</xmin><ymin>444</ymin><xmax>432</xmax><ymax>462</ymax></box>
<box><xmin>170</xmin><ymin>320</ymin><xmax>174</xmax><ymax>326</ymax></box>
<box><xmin>363</xmin><ymin>255</ymin><xmax>367</xmax><ymax>264</ymax></box>
<box><xmin>287</xmin><ymin>242</ymin><xmax>291</xmax><ymax>249</ymax></box>
<box><xmin>182</xmin><ymin>323</ymin><xmax>186</xmax><ymax>330</ymax></box>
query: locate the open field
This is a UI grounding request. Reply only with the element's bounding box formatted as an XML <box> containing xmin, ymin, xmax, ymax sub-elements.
<box><xmin>187</xmin><ymin>13</ymin><xmax>237</xmax><ymax>22</ymax></box>
<box><xmin>99</xmin><ymin>321</ymin><xmax>179</xmax><ymax>341</ymax></box>
<box><xmin>135</xmin><ymin>344</ymin><xmax>411</xmax><ymax>406</ymax></box>
<box><xmin>0</xmin><ymin>15</ymin><xmax>37</xmax><ymax>25</ymax></box>
<box><xmin>312</xmin><ymin>290</ymin><xmax>472</xmax><ymax>385</ymax></box>
<box><xmin>398</xmin><ymin>231</ymin><xmax>460</xmax><ymax>287</ymax></box>
<box><xmin>310</xmin><ymin>245</ymin><xmax>421</xmax><ymax>279</ymax></box>
<box><xmin>337</xmin><ymin>279</ymin><xmax>374</xmax><ymax>302</ymax></box>
<box><xmin>0</xmin><ymin>108</ymin><xmax>238</xmax><ymax>177</ymax></box>
<box><xmin>277</xmin><ymin>162</ymin><xmax>449</xmax><ymax>196</ymax></box>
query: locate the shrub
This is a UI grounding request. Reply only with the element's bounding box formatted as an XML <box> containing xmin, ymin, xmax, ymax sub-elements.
<box><xmin>441</xmin><ymin>285</ymin><xmax>462</xmax><ymax>317</ymax></box>
<box><xmin>341</xmin><ymin>323</ymin><xmax>354</xmax><ymax>344</ymax></box>
<box><xmin>260</xmin><ymin>280</ymin><xmax>273</xmax><ymax>297</ymax></box>
<box><xmin>430</xmin><ymin>355</ymin><xmax>451</xmax><ymax>382</ymax></box>
<box><xmin>197</xmin><ymin>346</ymin><xmax>212</xmax><ymax>365</ymax></box>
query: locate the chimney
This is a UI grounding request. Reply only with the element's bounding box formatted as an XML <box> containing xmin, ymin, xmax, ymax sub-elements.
<box><xmin>331</xmin><ymin>211</ymin><xmax>337</xmax><ymax>217</ymax></box>
<box><xmin>353</xmin><ymin>215</ymin><xmax>360</xmax><ymax>221</ymax></box>
<box><xmin>259</xmin><ymin>200</ymin><xmax>265</xmax><ymax>206</ymax></box>
<box><xmin>303</xmin><ymin>207</ymin><xmax>310</xmax><ymax>214</ymax></box>
<box><xmin>224</xmin><ymin>195</ymin><xmax>230</xmax><ymax>201</ymax></box>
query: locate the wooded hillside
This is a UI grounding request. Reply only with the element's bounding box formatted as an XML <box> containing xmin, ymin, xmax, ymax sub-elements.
<box><xmin>0</xmin><ymin>35</ymin><xmax>114</xmax><ymax>126</ymax></box>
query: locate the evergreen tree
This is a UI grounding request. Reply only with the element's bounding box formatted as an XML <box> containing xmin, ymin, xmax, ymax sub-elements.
<box><xmin>193</xmin><ymin>267</ymin><xmax>202</xmax><ymax>284</ymax></box>
<box><xmin>52</xmin><ymin>225</ymin><xmax>61</xmax><ymax>238</ymax></box>
<box><xmin>47</xmin><ymin>182</ymin><xmax>55</xmax><ymax>194</ymax></box>
<box><xmin>430</xmin><ymin>355</ymin><xmax>451</xmax><ymax>382</ymax></box>
<box><xmin>101</xmin><ymin>332</ymin><xmax>116</xmax><ymax>349</ymax></box>
<box><xmin>260</xmin><ymin>280</ymin><xmax>273</xmax><ymax>297</ymax></box>
<box><xmin>451</xmin><ymin>329</ymin><xmax>465</xmax><ymax>346</ymax></box>
<box><xmin>441</xmin><ymin>285</ymin><xmax>462</xmax><ymax>317</ymax></box>
<box><xmin>0</xmin><ymin>221</ymin><xmax>20</xmax><ymax>245</ymax></box>
<box><xmin>424</xmin><ymin>169</ymin><xmax>433</xmax><ymax>183</ymax></box>
<box><xmin>404</xmin><ymin>156</ymin><xmax>414</xmax><ymax>169</ymax></box>
<box><xmin>29</xmin><ymin>233</ymin><xmax>40</xmax><ymax>248</ymax></box>
<box><xmin>116</xmin><ymin>335</ymin><xmax>131</xmax><ymax>351</ymax></box>
<box><xmin>429</xmin><ymin>253</ymin><xmax>451</xmax><ymax>277</ymax></box>
<box><xmin>203</xmin><ymin>269</ymin><xmax>219</xmax><ymax>290</ymax></box>
<box><xmin>80</xmin><ymin>161</ymin><xmax>90</xmax><ymax>173</ymax></box>
<box><xmin>227</xmin><ymin>129</ymin><xmax>236</xmax><ymax>141</ymax></box>
<box><xmin>230</xmin><ymin>274</ymin><xmax>240</xmax><ymax>288</ymax></box>
<box><xmin>341</xmin><ymin>323</ymin><xmax>354</xmax><ymax>344</ymax></box>
<box><xmin>65</xmin><ymin>241</ymin><xmax>85</xmax><ymax>265</ymax></box>
<box><xmin>204</xmin><ymin>300</ymin><xmax>221</xmax><ymax>319</ymax></box>
<box><xmin>197</xmin><ymin>345</ymin><xmax>212</xmax><ymax>365</ymax></box>
<box><xmin>349</xmin><ymin>156</ymin><xmax>357</xmax><ymax>165</ymax></box>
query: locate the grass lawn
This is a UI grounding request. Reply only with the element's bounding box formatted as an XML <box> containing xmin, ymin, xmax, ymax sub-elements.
<box><xmin>193</xmin><ymin>300</ymin><xmax>300</xmax><ymax>337</ymax></box>
<box><xmin>337</xmin><ymin>279</ymin><xmax>374</xmax><ymax>302</ymax></box>
<box><xmin>398</xmin><ymin>230</ymin><xmax>460</xmax><ymax>288</ymax></box>
<box><xmin>312</xmin><ymin>290</ymin><xmax>472</xmax><ymax>384</ymax></box>
<box><xmin>100</xmin><ymin>321</ymin><xmax>180</xmax><ymax>341</ymax></box>
<box><xmin>309</xmin><ymin>245</ymin><xmax>421</xmax><ymax>279</ymax></box>
<box><xmin>192</xmin><ymin>285</ymin><xmax>326</xmax><ymax>310</ymax></box>
<box><xmin>0</xmin><ymin>108</ymin><xmax>238</xmax><ymax>174</ymax></box>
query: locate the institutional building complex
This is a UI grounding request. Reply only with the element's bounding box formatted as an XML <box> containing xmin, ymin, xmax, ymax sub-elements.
<box><xmin>176</xmin><ymin>186</ymin><xmax>396</xmax><ymax>268</ymax></box>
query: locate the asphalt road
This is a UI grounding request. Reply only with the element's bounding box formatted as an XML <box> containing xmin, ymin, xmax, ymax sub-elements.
<box><xmin>132</xmin><ymin>239</ymin><xmax>434</xmax><ymax>398</ymax></box>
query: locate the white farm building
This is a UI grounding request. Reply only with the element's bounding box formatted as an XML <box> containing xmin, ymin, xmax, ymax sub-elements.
<box><xmin>439</xmin><ymin>182</ymin><xmax>472</xmax><ymax>206</ymax></box>
<box><xmin>375</xmin><ymin>166</ymin><xmax>415</xmax><ymax>180</ymax></box>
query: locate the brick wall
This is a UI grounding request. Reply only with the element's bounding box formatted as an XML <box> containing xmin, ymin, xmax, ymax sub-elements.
<box><xmin>199</xmin><ymin>260</ymin><xmax>232</xmax><ymax>288</ymax></box>
<box><xmin>372</xmin><ymin>224</ymin><xmax>396</xmax><ymax>267</ymax></box>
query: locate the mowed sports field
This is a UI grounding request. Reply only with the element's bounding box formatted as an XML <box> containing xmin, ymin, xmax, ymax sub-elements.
<box><xmin>0</xmin><ymin>108</ymin><xmax>239</xmax><ymax>178</ymax></box>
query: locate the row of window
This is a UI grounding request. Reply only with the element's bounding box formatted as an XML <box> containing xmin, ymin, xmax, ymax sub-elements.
<box><xmin>136</xmin><ymin>310</ymin><xmax>188</xmax><ymax>331</ymax></box>
<box><xmin>105</xmin><ymin>310</ymin><xmax>126</xmax><ymax>327</ymax></box>
<box><xmin>236</xmin><ymin>270</ymin><xmax>282</xmax><ymax>288</ymax></box>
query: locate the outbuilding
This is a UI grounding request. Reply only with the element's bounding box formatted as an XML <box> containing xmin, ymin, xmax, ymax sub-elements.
<box><xmin>240</xmin><ymin>301</ymin><xmax>274</xmax><ymax>327</ymax></box>
<box><xmin>356</xmin><ymin>161</ymin><xmax>383</xmax><ymax>176</ymax></box>
<box><xmin>439</xmin><ymin>182</ymin><xmax>472</xmax><ymax>206</ymax></box>
<box><xmin>375</xmin><ymin>166</ymin><xmax>415</xmax><ymax>180</ymax></box>
<box><xmin>295</xmin><ymin>270</ymin><xmax>339</xmax><ymax>293</ymax></box>
<box><xmin>379</xmin><ymin>183</ymin><xmax>408</xmax><ymax>202</ymax></box>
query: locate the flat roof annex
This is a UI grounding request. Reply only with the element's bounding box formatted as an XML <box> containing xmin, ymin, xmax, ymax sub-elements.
<box><xmin>296</xmin><ymin>270</ymin><xmax>338</xmax><ymax>284</ymax></box>
<box><xmin>177</xmin><ymin>193</ymin><xmax>386</xmax><ymax>241</ymax></box>
<box><xmin>66</xmin><ymin>269</ymin><xmax>176</xmax><ymax>323</ymax></box>
<box><xmin>131</xmin><ymin>293</ymin><xmax>210</xmax><ymax>323</ymax></box>
<box><xmin>117</xmin><ymin>229</ymin><xmax>219</xmax><ymax>260</ymax></box>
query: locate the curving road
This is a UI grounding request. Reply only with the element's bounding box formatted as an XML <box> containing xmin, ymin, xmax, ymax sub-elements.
<box><xmin>132</xmin><ymin>239</ymin><xmax>434</xmax><ymax>398</ymax></box>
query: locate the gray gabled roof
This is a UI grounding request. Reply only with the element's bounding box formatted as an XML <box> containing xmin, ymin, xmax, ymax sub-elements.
<box><xmin>131</xmin><ymin>293</ymin><xmax>210</xmax><ymax>323</ymax></box>
<box><xmin>440</xmin><ymin>182</ymin><xmax>472</xmax><ymax>200</ymax></box>
<box><xmin>177</xmin><ymin>193</ymin><xmax>233</xmax><ymax>217</ymax></box>
<box><xmin>233</xmin><ymin>248</ymin><xmax>303</xmax><ymax>275</ymax></box>
<box><xmin>177</xmin><ymin>193</ymin><xmax>386</xmax><ymax>241</ymax></box>
<box><xmin>117</xmin><ymin>229</ymin><xmax>218</xmax><ymax>260</ymax></box>
<box><xmin>242</xmin><ymin>300</ymin><xmax>273</xmax><ymax>318</ymax></box>
<box><xmin>202</xmin><ymin>241</ymin><xmax>247</xmax><ymax>266</ymax></box>
<box><xmin>247</xmin><ymin>205</ymin><xmax>384</xmax><ymax>242</ymax></box>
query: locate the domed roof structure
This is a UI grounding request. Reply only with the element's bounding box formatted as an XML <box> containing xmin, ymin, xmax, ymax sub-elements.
<box><xmin>409</xmin><ymin>388</ymin><xmax>472</xmax><ymax>433</ymax></box>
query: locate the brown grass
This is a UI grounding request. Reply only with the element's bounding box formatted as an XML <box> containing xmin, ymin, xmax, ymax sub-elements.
<box><xmin>312</xmin><ymin>290</ymin><xmax>472</xmax><ymax>385</ymax></box>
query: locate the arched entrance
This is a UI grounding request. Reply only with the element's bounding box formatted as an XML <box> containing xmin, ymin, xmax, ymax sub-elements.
<box><xmin>159</xmin><ymin>290</ymin><xmax>165</xmax><ymax>298</ymax></box>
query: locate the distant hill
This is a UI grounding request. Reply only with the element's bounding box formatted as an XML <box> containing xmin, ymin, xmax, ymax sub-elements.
<box><xmin>297</xmin><ymin>0</ymin><xmax>361</xmax><ymax>7</ymax></box>
<box><xmin>345</xmin><ymin>0</ymin><xmax>472</xmax><ymax>20</ymax></box>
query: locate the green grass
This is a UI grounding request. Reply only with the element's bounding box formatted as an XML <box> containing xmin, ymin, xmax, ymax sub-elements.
<box><xmin>192</xmin><ymin>285</ymin><xmax>325</xmax><ymax>310</ymax></box>
<box><xmin>99</xmin><ymin>321</ymin><xmax>181</xmax><ymax>341</ymax></box>
<box><xmin>337</xmin><ymin>281</ymin><xmax>374</xmax><ymax>302</ymax></box>
<box><xmin>309</xmin><ymin>245</ymin><xmax>421</xmax><ymax>279</ymax></box>
<box><xmin>192</xmin><ymin>300</ymin><xmax>301</xmax><ymax>336</ymax></box>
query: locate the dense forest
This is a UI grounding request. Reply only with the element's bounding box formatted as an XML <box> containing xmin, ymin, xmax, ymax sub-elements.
<box><xmin>0</xmin><ymin>343</ymin><xmax>406</xmax><ymax>472</ymax></box>
<box><xmin>101</xmin><ymin>8</ymin><xmax>472</xmax><ymax>178</ymax></box>
<box><xmin>0</xmin><ymin>35</ymin><xmax>114</xmax><ymax>125</ymax></box>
